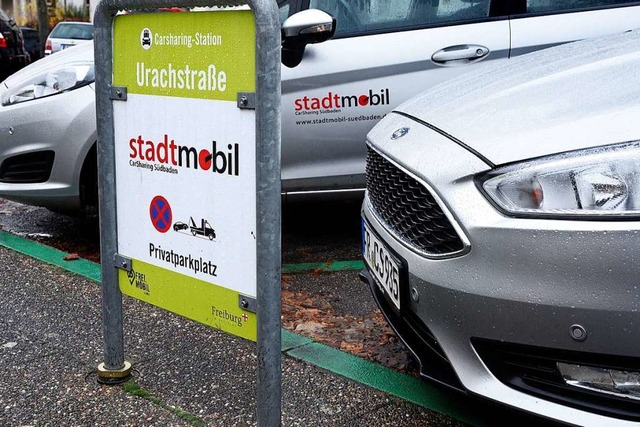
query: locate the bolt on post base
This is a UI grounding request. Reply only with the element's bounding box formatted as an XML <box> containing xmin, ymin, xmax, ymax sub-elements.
<box><xmin>97</xmin><ymin>361</ymin><xmax>132</xmax><ymax>385</ymax></box>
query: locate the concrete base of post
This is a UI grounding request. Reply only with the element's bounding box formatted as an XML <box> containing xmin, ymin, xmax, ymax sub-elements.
<box><xmin>96</xmin><ymin>361</ymin><xmax>132</xmax><ymax>385</ymax></box>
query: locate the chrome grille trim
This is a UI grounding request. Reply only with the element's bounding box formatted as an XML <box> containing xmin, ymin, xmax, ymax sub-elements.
<box><xmin>365</xmin><ymin>146</ymin><xmax>469</xmax><ymax>258</ymax></box>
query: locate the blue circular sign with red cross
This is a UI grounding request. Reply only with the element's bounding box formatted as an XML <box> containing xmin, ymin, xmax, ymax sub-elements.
<box><xmin>149</xmin><ymin>195</ymin><xmax>172</xmax><ymax>233</ymax></box>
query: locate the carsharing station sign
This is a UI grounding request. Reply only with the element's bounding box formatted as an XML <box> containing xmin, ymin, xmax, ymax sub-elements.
<box><xmin>112</xmin><ymin>10</ymin><xmax>257</xmax><ymax>341</ymax></box>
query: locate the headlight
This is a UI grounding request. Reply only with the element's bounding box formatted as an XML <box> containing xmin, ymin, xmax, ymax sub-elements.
<box><xmin>1</xmin><ymin>62</ymin><xmax>94</xmax><ymax>106</ymax></box>
<box><xmin>478</xmin><ymin>141</ymin><xmax>640</xmax><ymax>219</ymax></box>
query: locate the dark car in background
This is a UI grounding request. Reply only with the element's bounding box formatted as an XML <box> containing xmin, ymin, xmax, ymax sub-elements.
<box><xmin>20</xmin><ymin>27</ymin><xmax>42</xmax><ymax>62</ymax></box>
<box><xmin>0</xmin><ymin>9</ymin><xmax>29</xmax><ymax>80</ymax></box>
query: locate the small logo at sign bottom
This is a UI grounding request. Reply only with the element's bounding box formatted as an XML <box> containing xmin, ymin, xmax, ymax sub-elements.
<box><xmin>127</xmin><ymin>268</ymin><xmax>150</xmax><ymax>294</ymax></box>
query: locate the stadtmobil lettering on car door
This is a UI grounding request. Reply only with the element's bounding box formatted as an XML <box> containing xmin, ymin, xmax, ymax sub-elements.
<box><xmin>110</xmin><ymin>10</ymin><xmax>258</xmax><ymax>341</ymax></box>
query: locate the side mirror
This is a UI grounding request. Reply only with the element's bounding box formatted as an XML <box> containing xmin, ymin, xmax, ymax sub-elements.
<box><xmin>281</xmin><ymin>9</ymin><xmax>336</xmax><ymax>68</ymax></box>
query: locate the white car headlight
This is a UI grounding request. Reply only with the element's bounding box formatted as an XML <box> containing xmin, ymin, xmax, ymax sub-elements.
<box><xmin>479</xmin><ymin>142</ymin><xmax>640</xmax><ymax>218</ymax></box>
<box><xmin>1</xmin><ymin>62</ymin><xmax>94</xmax><ymax>106</ymax></box>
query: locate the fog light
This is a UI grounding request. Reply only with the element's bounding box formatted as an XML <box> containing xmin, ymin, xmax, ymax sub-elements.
<box><xmin>558</xmin><ymin>362</ymin><xmax>640</xmax><ymax>401</ymax></box>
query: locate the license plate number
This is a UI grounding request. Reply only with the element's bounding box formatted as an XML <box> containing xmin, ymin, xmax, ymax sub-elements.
<box><xmin>362</xmin><ymin>220</ymin><xmax>401</xmax><ymax>310</ymax></box>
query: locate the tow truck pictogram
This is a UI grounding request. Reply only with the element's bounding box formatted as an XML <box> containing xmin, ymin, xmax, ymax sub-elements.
<box><xmin>190</xmin><ymin>217</ymin><xmax>216</xmax><ymax>240</ymax></box>
<box><xmin>173</xmin><ymin>217</ymin><xmax>216</xmax><ymax>241</ymax></box>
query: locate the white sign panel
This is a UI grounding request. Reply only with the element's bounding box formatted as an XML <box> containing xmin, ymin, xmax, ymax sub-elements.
<box><xmin>112</xmin><ymin>10</ymin><xmax>258</xmax><ymax>340</ymax></box>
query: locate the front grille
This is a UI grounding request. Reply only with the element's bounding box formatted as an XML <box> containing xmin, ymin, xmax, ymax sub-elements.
<box><xmin>473</xmin><ymin>339</ymin><xmax>640</xmax><ymax>421</ymax></box>
<box><xmin>365</xmin><ymin>147</ymin><xmax>463</xmax><ymax>255</ymax></box>
<box><xmin>0</xmin><ymin>151</ymin><xmax>55</xmax><ymax>183</ymax></box>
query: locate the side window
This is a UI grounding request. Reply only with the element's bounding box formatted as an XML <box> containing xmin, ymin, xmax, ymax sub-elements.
<box><xmin>527</xmin><ymin>0</ymin><xmax>637</xmax><ymax>13</ymax></box>
<box><xmin>279</xmin><ymin>2</ymin><xmax>291</xmax><ymax>24</ymax></box>
<box><xmin>435</xmin><ymin>0</ymin><xmax>491</xmax><ymax>22</ymax></box>
<box><xmin>308</xmin><ymin>0</ymin><xmax>491</xmax><ymax>37</ymax></box>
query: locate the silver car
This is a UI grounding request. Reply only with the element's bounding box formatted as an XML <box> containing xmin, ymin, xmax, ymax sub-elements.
<box><xmin>361</xmin><ymin>29</ymin><xmax>640</xmax><ymax>426</ymax></box>
<box><xmin>2</xmin><ymin>0</ymin><xmax>640</xmax><ymax>212</ymax></box>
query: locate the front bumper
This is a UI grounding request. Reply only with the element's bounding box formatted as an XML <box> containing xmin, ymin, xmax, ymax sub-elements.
<box><xmin>359</xmin><ymin>268</ymin><xmax>465</xmax><ymax>392</ymax></box>
<box><xmin>362</xmin><ymin>113</ymin><xmax>640</xmax><ymax>426</ymax></box>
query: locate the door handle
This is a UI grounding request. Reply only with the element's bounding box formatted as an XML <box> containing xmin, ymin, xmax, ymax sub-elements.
<box><xmin>431</xmin><ymin>44</ymin><xmax>490</xmax><ymax>66</ymax></box>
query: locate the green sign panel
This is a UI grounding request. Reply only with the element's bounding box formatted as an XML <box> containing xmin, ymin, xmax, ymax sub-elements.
<box><xmin>114</xmin><ymin>10</ymin><xmax>256</xmax><ymax>100</ymax></box>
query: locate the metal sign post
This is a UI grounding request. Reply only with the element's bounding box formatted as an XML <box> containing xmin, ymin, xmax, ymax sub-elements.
<box><xmin>94</xmin><ymin>1</ymin><xmax>281</xmax><ymax>424</ymax></box>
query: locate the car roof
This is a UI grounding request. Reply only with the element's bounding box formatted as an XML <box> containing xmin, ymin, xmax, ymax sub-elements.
<box><xmin>54</xmin><ymin>21</ymin><xmax>93</xmax><ymax>26</ymax></box>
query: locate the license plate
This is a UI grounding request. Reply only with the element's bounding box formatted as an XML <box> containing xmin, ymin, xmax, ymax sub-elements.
<box><xmin>362</xmin><ymin>219</ymin><xmax>401</xmax><ymax>310</ymax></box>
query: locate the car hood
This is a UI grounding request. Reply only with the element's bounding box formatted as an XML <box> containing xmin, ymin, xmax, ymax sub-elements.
<box><xmin>2</xmin><ymin>41</ymin><xmax>94</xmax><ymax>90</ymax></box>
<box><xmin>394</xmin><ymin>30</ymin><xmax>640</xmax><ymax>166</ymax></box>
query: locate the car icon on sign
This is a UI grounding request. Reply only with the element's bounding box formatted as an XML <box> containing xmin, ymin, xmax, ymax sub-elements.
<box><xmin>173</xmin><ymin>221</ymin><xmax>188</xmax><ymax>232</ymax></box>
<box><xmin>142</xmin><ymin>29</ymin><xmax>151</xmax><ymax>47</ymax></box>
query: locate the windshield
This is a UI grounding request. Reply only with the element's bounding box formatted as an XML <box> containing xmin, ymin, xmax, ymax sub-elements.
<box><xmin>50</xmin><ymin>23</ymin><xmax>94</xmax><ymax>40</ymax></box>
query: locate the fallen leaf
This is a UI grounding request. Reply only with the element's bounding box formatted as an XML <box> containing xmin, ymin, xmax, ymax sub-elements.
<box><xmin>295</xmin><ymin>321</ymin><xmax>325</xmax><ymax>334</ymax></box>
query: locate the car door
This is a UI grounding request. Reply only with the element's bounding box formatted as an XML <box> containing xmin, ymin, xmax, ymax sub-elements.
<box><xmin>280</xmin><ymin>0</ymin><xmax>511</xmax><ymax>195</ymax></box>
<box><xmin>509</xmin><ymin>0</ymin><xmax>640</xmax><ymax>56</ymax></box>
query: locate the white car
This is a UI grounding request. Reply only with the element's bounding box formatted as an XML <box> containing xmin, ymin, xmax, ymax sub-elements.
<box><xmin>362</xmin><ymin>29</ymin><xmax>640</xmax><ymax>426</ymax></box>
<box><xmin>2</xmin><ymin>0</ymin><xmax>640</xmax><ymax>212</ymax></box>
<box><xmin>44</xmin><ymin>21</ymin><xmax>93</xmax><ymax>55</ymax></box>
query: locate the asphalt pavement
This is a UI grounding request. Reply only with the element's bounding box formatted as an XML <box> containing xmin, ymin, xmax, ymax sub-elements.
<box><xmin>0</xmin><ymin>233</ymin><xmax>482</xmax><ymax>427</ymax></box>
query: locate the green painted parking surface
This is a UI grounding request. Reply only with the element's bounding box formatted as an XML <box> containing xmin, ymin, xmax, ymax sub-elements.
<box><xmin>282</xmin><ymin>260</ymin><xmax>365</xmax><ymax>274</ymax></box>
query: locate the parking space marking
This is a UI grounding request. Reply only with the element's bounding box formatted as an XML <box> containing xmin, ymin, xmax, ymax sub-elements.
<box><xmin>0</xmin><ymin>231</ymin><xmax>101</xmax><ymax>282</ymax></box>
<box><xmin>282</xmin><ymin>260</ymin><xmax>364</xmax><ymax>274</ymax></box>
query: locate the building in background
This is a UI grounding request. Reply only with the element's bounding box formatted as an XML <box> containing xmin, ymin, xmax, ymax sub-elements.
<box><xmin>2</xmin><ymin>0</ymin><xmax>90</xmax><ymax>27</ymax></box>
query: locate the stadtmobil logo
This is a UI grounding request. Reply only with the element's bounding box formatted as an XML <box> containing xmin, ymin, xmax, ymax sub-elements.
<box><xmin>294</xmin><ymin>89</ymin><xmax>390</xmax><ymax>115</ymax></box>
<box><xmin>128</xmin><ymin>134</ymin><xmax>240</xmax><ymax>176</ymax></box>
